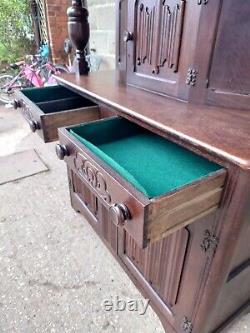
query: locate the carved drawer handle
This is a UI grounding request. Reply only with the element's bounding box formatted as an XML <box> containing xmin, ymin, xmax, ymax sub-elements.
<box><xmin>110</xmin><ymin>204</ymin><xmax>131</xmax><ymax>227</ymax></box>
<box><xmin>55</xmin><ymin>144</ymin><xmax>70</xmax><ymax>160</ymax></box>
<box><xmin>28</xmin><ymin>119</ymin><xmax>39</xmax><ymax>133</ymax></box>
<box><xmin>123</xmin><ymin>31</ymin><xmax>134</xmax><ymax>42</ymax></box>
<box><xmin>13</xmin><ymin>99</ymin><xmax>23</xmax><ymax>109</ymax></box>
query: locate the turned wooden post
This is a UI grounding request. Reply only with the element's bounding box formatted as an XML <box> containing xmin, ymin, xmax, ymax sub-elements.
<box><xmin>67</xmin><ymin>0</ymin><xmax>90</xmax><ymax>75</ymax></box>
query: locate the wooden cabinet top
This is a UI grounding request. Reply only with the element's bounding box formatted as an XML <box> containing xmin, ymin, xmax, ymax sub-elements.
<box><xmin>56</xmin><ymin>71</ymin><xmax>250</xmax><ymax>170</ymax></box>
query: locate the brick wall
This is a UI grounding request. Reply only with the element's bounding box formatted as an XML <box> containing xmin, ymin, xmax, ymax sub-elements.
<box><xmin>45</xmin><ymin>0</ymin><xmax>69</xmax><ymax>63</ymax></box>
<box><xmin>44</xmin><ymin>0</ymin><xmax>116</xmax><ymax>69</ymax></box>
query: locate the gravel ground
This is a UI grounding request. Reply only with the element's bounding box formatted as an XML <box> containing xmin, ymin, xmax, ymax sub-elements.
<box><xmin>0</xmin><ymin>105</ymin><xmax>249</xmax><ymax>333</ymax></box>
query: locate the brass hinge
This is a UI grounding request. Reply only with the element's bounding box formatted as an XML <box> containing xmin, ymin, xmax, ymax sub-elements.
<box><xmin>198</xmin><ymin>0</ymin><xmax>209</xmax><ymax>5</ymax></box>
<box><xmin>200</xmin><ymin>229</ymin><xmax>219</xmax><ymax>256</ymax></box>
<box><xmin>186</xmin><ymin>68</ymin><xmax>198</xmax><ymax>86</ymax></box>
<box><xmin>182</xmin><ymin>317</ymin><xmax>193</xmax><ymax>333</ymax></box>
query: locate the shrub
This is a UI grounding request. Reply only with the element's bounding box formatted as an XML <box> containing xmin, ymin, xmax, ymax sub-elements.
<box><xmin>0</xmin><ymin>0</ymin><xmax>34</xmax><ymax>70</ymax></box>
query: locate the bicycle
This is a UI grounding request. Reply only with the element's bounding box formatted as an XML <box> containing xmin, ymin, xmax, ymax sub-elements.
<box><xmin>0</xmin><ymin>53</ymin><xmax>69</xmax><ymax>104</ymax></box>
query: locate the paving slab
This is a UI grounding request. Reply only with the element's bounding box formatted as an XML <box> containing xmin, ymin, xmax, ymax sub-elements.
<box><xmin>0</xmin><ymin>149</ymin><xmax>48</xmax><ymax>185</ymax></box>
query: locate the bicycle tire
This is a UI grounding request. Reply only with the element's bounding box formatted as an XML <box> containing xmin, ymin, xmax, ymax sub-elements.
<box><xmin>0</xmin><ymin>75</ymin><xmax>15</xmax><ymax>104</ymax></box>
<box><xmin>0</xmin><ymin>74</ymin><xmax>32</xmax><ymax>104</ymax></box>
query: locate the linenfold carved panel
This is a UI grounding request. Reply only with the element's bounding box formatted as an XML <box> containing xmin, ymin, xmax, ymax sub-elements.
<box><xmin>123</xmin><ymin>227</ymin><xmax>189</xmax><ymax>306</ymax></box>
<box><xmin>74</xmin><ymin>152</ymin><xmax>111</xmax><ymax>204</ymax></box>
<box><xmin>135</xmin><ymin>0</ymin><xmax>186</xmax><ymax>75</ymax></box>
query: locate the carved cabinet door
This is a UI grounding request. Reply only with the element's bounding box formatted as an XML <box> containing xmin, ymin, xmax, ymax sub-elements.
<box><xmin>117</xmin><ymin>212</ymin><xmax>220</xmax><ymax>332</ymax></box>
<box><xmin>125</xmin><ymin>0</ymin><xmax>201</xmax><ymax>99</ymax></box>
<box><xmin>190</xmin><ymin>0</ymin><xmax>250</xmax><ymax>110</ymax></box>
<box><xmin>206</xmin><ymin>0</ymin><xmax>250</xmax><ymax>110</ymax></box>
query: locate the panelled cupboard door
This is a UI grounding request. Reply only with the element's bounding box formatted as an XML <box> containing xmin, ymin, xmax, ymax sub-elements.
<box><xmin>118</xmin><ymin>213</ymin><xmax>219</xmax><ymax>332</ymax></box>
<box><xmin>206</xmin><ymin>0</ymin><xmax>250</xmax><ymax>110</ymax></box>
<box><xmin>125</xmin><ymin>0</ymin><xmax>201</xmax><ymax>99</ymax></box>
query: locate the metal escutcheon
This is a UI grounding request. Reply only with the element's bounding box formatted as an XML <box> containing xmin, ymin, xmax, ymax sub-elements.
<box><xmin>123</xmin><ymin>31</ymin><xmax>134</xmax><ymax>42</ymax></box>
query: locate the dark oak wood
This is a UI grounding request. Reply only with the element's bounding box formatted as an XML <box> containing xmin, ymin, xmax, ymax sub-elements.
<box><xmin>67</xmin><ymin>0</ymin><xmax>90</xmax><ymax>75</ymax></box>
<box><xmin>54</xmin><ymin>63</ymin><xmax>250</xmax><ymax>332</ymax></box>
<box><xmin>58</xmin><ymin>124</ymin><xmax>226</xmax><ymax>247</ymax></box>
<box><xmin>65</xmin><ymin>154</ymin><xmax>250</xmax><ymax>333</ymax></box>
<box><xmin>18</xmin><ymin>1</ymin><xmax>250</xmax><ymax>332</ymax></box>
<box><xmin>54</xmin><ymin>69</ymin><xmax>250</xmax><ymax>332</ymax></box>
<box><xmin>56</xmin><ymin>72</ymin><xmax>250</xmax><ymax>170</ymax></box>
<box><xmin>117</xmin><ymin>0</ymin><xmax>250</xmax><ymax>110</ymax></box>
<box><xmin>189</xmin><ymin>0</ymin><xmax>250</xmax><ymax>110</ymax></box>
<box><xmin>15</xmin><ymin>88</ymin><xmax>100</xmax><ymax>142</ymax></box>
<box><xmin>125</xmin><ymin>0</ymin><xmax>200</xmax><ymax>100</ymax></box>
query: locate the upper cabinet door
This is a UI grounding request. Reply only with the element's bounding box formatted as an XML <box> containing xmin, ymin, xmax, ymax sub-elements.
<box><xmin>204</xmin><ymin>0</ymin><xmax>250</xmax><ymax>110</ymax></box>
<box><xmin>125</xmin><ymin>0</ymin><xmax>201</xmax><ymax>99</ymax></box>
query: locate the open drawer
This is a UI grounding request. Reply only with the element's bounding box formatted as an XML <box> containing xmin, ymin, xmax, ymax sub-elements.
<box><xmin>14</xmin><ymin>85</ymin><xmax>100</xmax><ymax>142</ymax></box>
<box><xmin>57</xmin><ymin>117</ymin><xmax>227</xmax><ymax>248</ymax></box>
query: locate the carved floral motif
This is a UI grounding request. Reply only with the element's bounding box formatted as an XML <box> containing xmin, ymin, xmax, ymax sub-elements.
<box><xmin>74</xmin><ymin>152</ymin><xmax>111</xmax><ymax>203</ymax></box>
<box><xmin>22</xmin><ymin>104</ymin><xmax>33</xmax><ymax>121</ymax></box>
<box><xmin>200</xmin><ymin>229</ymin><xmax>218</xmax><ymax>254</ymax></box>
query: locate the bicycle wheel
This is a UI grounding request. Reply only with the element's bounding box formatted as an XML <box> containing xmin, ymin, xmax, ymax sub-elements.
<box><xmin>0</xmin><ymin>75</ymin><xmax>15</xmax><ymax>104</ymax></box>
<box><xmin>0</xmin><ymin>74</ymin><xmax>28</xmax><ymax>104</ymax></box>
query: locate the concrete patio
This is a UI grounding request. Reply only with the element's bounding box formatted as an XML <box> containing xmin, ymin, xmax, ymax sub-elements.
<box><xmin>0</xmin><ymin>105</ymin><xmax>249</xmax><ymax>333</ymax></box>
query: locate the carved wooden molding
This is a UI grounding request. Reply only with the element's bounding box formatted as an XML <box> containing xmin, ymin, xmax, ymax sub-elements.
<box><xmin>136</xmin><ymin>3</ymin><xmax>156</xmax><ymax>67</ymax></box>
<box><xmin>74</xmin><ymin>152</ymin><xmax>111</xmax><ymax>203</ymax></box>
<box><xmin>22</xmin><ymin>104</ymin><xmax>33</xmax><ymax>121</ymax></box>
<box><xmin>135</xmin><ymin>0</ymin><xmax>186</xmax><ymax>74</ymax></box>
<box><xmin>182</xmin><ymin>316</ymin><xmax>193</xmax><ymax>332</ymax></box>
<box><xmin>158</xmin><ymin>0</ymin><xmax>186</xmax><ymax>72</ymax></box>
<box><xmin>186</xmin><ymin>68</ymin><xmax>198</xmax><ymax>86</ymax></box>
<box><xmin>200</xmin><ymin>229</ymin><xmax>218</xmax><ymax>254</ymax></box>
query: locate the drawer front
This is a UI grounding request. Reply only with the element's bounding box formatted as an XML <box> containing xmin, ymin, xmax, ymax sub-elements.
<box><xmin>14</xmin><ymin>87</ymin><xmax>100</xmax><ymax>142</ymax></box>
<box><xmin>58</xmin><ymin>128</ymin><xmax>149</xmax><ymax>248</ymax></box>
<box><xmin>16</xmin><ymin>91</ymin><xmax>44</xmax><ymax>137</ymax></box>
<box><xmin>58</xmin><ymin>122</ymin><xmax>226</xmax><ymax>248</ymax></box>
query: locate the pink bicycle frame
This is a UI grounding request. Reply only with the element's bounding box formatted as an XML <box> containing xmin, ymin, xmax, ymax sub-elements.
<box><xmin>23</xmin><ymin>64</ymin><xmax>44</xmax><ymax>87</ymax></box>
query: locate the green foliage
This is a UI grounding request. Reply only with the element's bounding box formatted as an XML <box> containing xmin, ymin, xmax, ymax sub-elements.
<box><xmin>0</xmin><ymin>0</ymin><xmax>34</xmax><ymax>67</ymax></box>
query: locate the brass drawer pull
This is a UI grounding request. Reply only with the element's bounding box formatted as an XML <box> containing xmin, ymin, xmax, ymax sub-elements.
<box><xmin>110</xmin><ymin>203</ymin><xmax>131</xmax><ymax>227</ymax></box>
<box><xmin>56</xmin><ymin>144</ymin><xmax>70</xmax><ymax>160</ymax></box>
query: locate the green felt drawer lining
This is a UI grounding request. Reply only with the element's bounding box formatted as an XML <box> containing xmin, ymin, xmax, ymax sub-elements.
<box><xmin>21</xmin><ymin>86</ymin><xmax>96</xmax><ymax>114</ymax></box>
<box><xmin>69</xmin><ymin>118</ymin><xmax>222</xmax><ymax>198</ymax></box>
<box><xmin>37</xmin><ymin>97</ymin><xmax>96</xmax><ymax>114</ymax></box>
<box><xmin>21</xmin><ymin>85</ymin><xmax>81</xmax><ymax>103</ymax></box>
